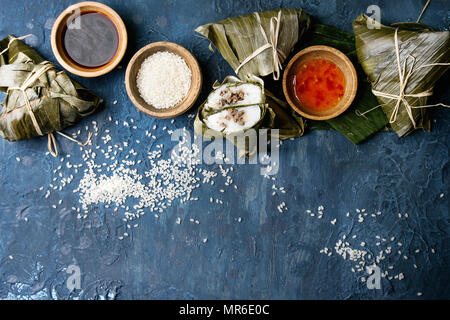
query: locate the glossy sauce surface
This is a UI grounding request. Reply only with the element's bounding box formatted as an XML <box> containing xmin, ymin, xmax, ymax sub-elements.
<box><xmin>294</xmin><ymin>59</ymin><xmax>345</xmax><ymax>111</ymax></box>
<box><xmin>63</xmin><ymin>12</ymin><xmax>119</xmax><ymax>68</ymax></box>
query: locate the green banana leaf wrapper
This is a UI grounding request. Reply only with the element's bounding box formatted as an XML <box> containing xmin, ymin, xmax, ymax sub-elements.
<box><xmin>0</xmin><ymin>35</ymin><xmax>103</xmax><ymax>142</ymax></box>
<box><xmin>195</xmin><ymin>8</ymin><xmax>311</xmax><ymax>80</ymax></box>
<box><xmin>352</xmin><ymin>14</ymin><xmax>450</xmax><ymax>137</ymax></box>
<box><xmin>194</xmin><ymin>76</ymin><xmax>304</xmax><ymax>158</ymax></box>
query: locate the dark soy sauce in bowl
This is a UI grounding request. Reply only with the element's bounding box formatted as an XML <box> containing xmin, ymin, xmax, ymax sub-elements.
<box><xmin>63</xmin><ymin>12</ymin><xmax>119</xmax><ymax>68</ymax></box>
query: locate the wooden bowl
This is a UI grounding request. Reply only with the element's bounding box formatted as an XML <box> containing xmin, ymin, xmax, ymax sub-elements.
<box><xmin>51</xmin><ymin>1</ymin><xmax>127</xmax><ymax>77</ymax></box>
<box><xmin>125</xmin><ymin>41</ymin><xmax>202</xmax><ymax>119</ymax></box>
<box><xmin>282</xmin><ymin>45</ymin><xmax>358</xmax><ymax>120</ymax></box>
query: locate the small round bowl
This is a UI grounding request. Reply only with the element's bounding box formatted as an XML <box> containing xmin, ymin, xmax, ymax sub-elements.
<box><xmin>51</xmin><ymin>1</ymin><xmax>127</xmax><ymax>77</ymax></box>
<box><xmin>282</xmin><ymin>45</ymin><xmax>358</xmax><ymax>120</ymax></box>
<box><xmin>125</xmin><ymin>41</ymin><xmax>202</xmax><ymax>119</ymax></box>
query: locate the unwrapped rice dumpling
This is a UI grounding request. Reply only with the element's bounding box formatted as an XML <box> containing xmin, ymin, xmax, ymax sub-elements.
<box><xmin>353</xmin><ymin>15</ymin><xmax>450</xmax><ymax>137</ymax></box>
<box><xmin>0</xmin><ymin>35</ymin><xmax>102</xmax><ymax>142</ymax></box>
<box><xmin>195</xmin><ymin>76</ymin><xmax>271</xmax><ymax>158</ymax></box>
<box><xmin>195</xmin><ymin>76</ymin><xmax>304</xmax><ymax>158</ymax></box>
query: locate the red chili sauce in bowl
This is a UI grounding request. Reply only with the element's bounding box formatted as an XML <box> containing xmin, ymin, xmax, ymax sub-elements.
<box><xmin>293</xmin><ymin>59</ymin><xmax>346</xmax><ymax>111</ymax></box>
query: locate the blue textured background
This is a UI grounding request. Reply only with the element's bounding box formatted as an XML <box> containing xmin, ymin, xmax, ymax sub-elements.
<box><xmin>0</xmin><ymin>0</ymin><xmax>449</xmax><ymax>300</ymax></box>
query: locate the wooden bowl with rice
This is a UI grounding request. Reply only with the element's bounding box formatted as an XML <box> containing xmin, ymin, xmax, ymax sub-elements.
<box><xmin>125</xmin><ymin>41</ymin><xmax>202</xmax><ymax>118</ymax></box>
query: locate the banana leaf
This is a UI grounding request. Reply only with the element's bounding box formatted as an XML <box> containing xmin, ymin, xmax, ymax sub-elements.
<box><xmin>352</xmin><ymin>14</ymin><xmax>450</xmax><ymax>137</ymax></box>
<box><xmin>194</xmin><ymin>76</ymin><xmax>304</xmax><ymax>158</ymax></box>
<box><xmin>264</xmin><ymin>89</ymin><xmax>305</xmax><ymax>139</ymax></box>
<box><xmin>0</xmin><ymin>35</ymin><xmax>103</xmax><ymax>142</ymax></box>
<box><xmin>195</xmin><ymin>8</ymin><xmax>310</xmax><ymax>80</ymax></box>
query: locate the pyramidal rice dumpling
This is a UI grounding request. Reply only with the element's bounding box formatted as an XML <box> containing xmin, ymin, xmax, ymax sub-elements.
<box><xmin>353</xmin><ymin>14</ymin><xmax>450</xmax><ymax>137</ymax></box>
<box><xmin>0</xmin><ymin>35</ymin><xmax>102</xmax><ymax>142</ymax></box>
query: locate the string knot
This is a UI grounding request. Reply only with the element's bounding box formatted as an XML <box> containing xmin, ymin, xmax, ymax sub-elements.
<box><xmin>234</xmin><ymin>10</ymin><xmax>286</xmax><ymax>80</ymax></box>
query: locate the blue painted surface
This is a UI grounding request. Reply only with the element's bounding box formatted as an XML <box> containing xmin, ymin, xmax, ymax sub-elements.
<box><xmin>0</xmin><ymin>0</ymin><xmax>449</xmax><ymax>299</ymax></box>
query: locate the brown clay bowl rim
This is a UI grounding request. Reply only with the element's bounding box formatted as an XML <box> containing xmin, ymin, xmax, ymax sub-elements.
<box><xmin>282</xmin><ymin>45</ymin><xmax>358</xmax><ymax>121</ymax></box>
<box><xmin>51</xmin><ymin>1</ymin><xmax>128</xmax><ymax>78</ymax></box>
<box><xmin>125</xmin><ymin>41</ymin><xmax>202</xmax><ymax>119</ymax></box>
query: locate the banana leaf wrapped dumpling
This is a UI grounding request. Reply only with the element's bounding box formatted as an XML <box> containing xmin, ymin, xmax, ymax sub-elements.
<box><xmin>0</xmin><ymin>35</ymin><xmax>102</xmax><ymax>143</ymax></box>
<box><xmin>195</xmin><ymin>8</ymin><xmax>311</xmax><ymax>80</ymax></box>
<box><xmin>352</xmin><ymin>15</ymin><xmax>450</xmax><ymax>137</ymax></box>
